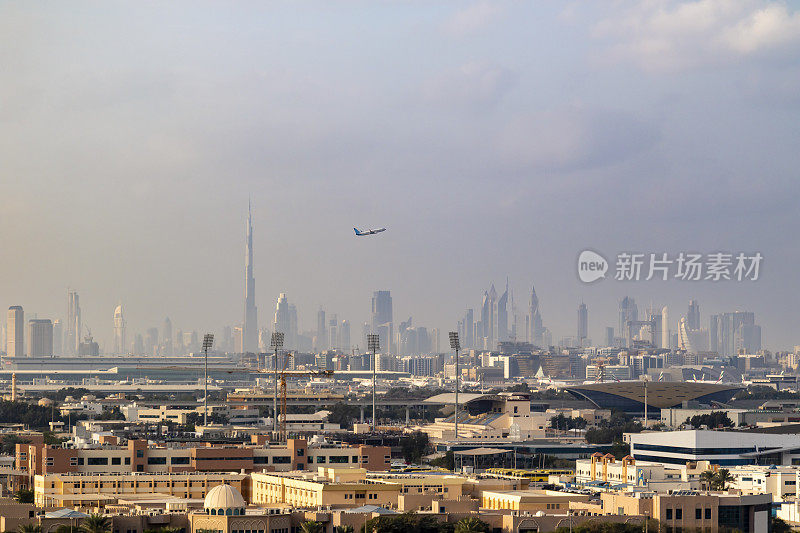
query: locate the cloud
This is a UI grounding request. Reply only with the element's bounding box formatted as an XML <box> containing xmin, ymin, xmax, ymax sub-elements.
<box><xmin>422</xmin><ymin>60</ymin><xmax>517</xmax><ymax>108</ymax></box>
<box><xmin>494</xmin><ymin>107</ymin><xmax>660</xmax><ymax>172</ymax></box>
<box><xmin>593</xmin><ymin>0</ymin><xmax>800</xmax><ymax>71</ymax></box>
<box><xmin>443</xmin><ymin>1</ymin><xmax>503</xmax><ymax>36</ymax></box>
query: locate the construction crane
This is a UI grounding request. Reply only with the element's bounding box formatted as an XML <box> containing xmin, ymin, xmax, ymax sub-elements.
<box><xmin>591</xmin><ymin>357</ymin><xmax>612</xmax><ymax>382</ymax></box>
<box><xmin>276</xmin><ymin>353</ymin><xmax>333</xmax><ymax>441</ymax></box>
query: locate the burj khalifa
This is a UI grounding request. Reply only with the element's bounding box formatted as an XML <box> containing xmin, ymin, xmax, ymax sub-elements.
<box><xmin>243</xmin><ymin>202</ymin><xmax>258</xmax><ymax>353</ymax></box>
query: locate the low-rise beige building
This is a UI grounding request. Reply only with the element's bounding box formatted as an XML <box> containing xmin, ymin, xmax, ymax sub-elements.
<box><xmin>481</xmin><ymin>489</ymin><xmax>590</xmax><ymax>512</ymax></box>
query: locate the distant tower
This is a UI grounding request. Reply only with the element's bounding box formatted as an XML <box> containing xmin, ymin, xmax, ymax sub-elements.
<box><xmin>619</xmin><ymin>296</ymin><xmax>638</xmax><ymax>345</ymax></box>
<box><xmin>371</xmin><ymin>291</ymin><xmax>393</xmax><ymax>354</ymax></box>
<box><xmin>274</xmin><ymin>293</ymin><xmax>291</xmax><ymax>348</ymax></box>
<box><xmin>67</xmin><ymin>290</ymin><xmax>81</xmax><ymax>355</ymax></box>
<box><xmin>339</xmin><ymin>320</ymin><xmax>351</xmax><ymax>352</ymax></box>
<box><xmin>11</xmin><ymin>373</ymin><xmax>16</xmax><ymax>402</ymax></box>
<box><xmin>243</xmin><ymin>202</ymin><xmax>259</xmax><ymax>353</ymax></box>
<box><xmin>497</xmin><ymin>280</ymin><xmax>509</xmax><ymax>343</ymax></box>
<box><xmin>52</xmin><ymin>319</ymin><xmax>62</xmax><ymax>356</ymax></box>
<box><xmin>113</xmin><ymin>304</ymin><xmax>126</xmax><ymax>354</ymax></box>
<box><xmin>7</xmin><ymin>306</ymin><xmax>24</xmax><ymax>357</ymax></box>
<box><xmin>687</xmin><ymin>300</ymin><xmax>700</xmax><ymax>330</ymax></box>
<box><xmin>161</xmin><ymin>317</ymin><xmax>173</xmax><ymax>355</ymax></box>
<box><xmin>661</xmin><ymin>306</ymin><xmax>669</xmax><ymax>349</ymax></box>
<box><xmin>316</xmin><ymin>308</ymin><xmax>327</xmax><ymax>351</ymax></box>
<box><xmin>28</xmin><ymin>319</ymin><xmax>53</xmax><ymax>357</ymax></box>
<box><xmin>577</xmin><ymin>302</ymin><xmax>588</xmax><ymax>342</ymax></box>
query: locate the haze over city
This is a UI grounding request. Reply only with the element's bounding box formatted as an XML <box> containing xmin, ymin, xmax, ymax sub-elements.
<box><xmin>2</xmin><ymin>1</ymin><xmax>799</xmax><ymax>350</ymax></box>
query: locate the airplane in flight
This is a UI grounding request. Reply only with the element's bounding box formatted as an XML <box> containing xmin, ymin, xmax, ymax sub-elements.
<box><xmin>354</xmin><ymin>227</ymin><xmax>386</xmax><ymax>236</ymax></box>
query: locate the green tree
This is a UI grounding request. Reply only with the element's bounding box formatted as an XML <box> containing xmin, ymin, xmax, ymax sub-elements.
<box><xmin>17</xmin><ymin>526</ymin><xmax>41</xmax><ymax>533</ymax></box>
<box><xmin>335</xmin><ymin>526</ymin><xmax>355</xmax><ymax>533</ymax></box>
<box><xmin>429</xmin><ymin>450</ymin><xmax>455</xmax><ymax>471</ymax></box>
<box><xmin>686</xmin><ymin>411</ymin><xmax>734</xmax><ymax>429</ymax></box>
<box><xmin>772</xmin><ymin>517</ymin><xmax>792</xmax><ymax>533</ymax></box>
<box><xmin>700</xmin><ymin>469</ymin><xmax>716</xmax><ymax>490</ymax></box>
<box><xmin>454</xmin><ymin>517</ymin><xmax>489</xmax><ymax>533</ymax></box>
<box><xmin>714</xmin><ymin>468</ymin><xmax>734</xmax><ymax>491</ymax></box>
<box><xmin>299</xmin><ymin>522</ymin><xmax>323</xmax><ymax>533</ymax></box>
<box><xmin>14</xmin><ymin>489</ymin><xmax>34</xmax><ymax>504</ymax></box>
<box><xmin>54</xmin><ymin>526</ymin><xmax>81</xmax><ymax>533</ymax></box>
<box><xmin>400</xmin><ymin>431</ymin><xmax>429</xmax><ymax>464</ymax></box>
<box><xmin>327</xmin><ymin>403</ymin><xmax>361</xmax><ymax>429</ymax></box>
<box><xmin>80</xmin><ymin>514</ymin><xmax>111</xmax><ymax>533</ymax></box>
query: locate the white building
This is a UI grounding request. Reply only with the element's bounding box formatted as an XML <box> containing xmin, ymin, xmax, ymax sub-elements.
<box><xmin>628</xmin><ymin>430</ymin><xmax>800</xmax><ymax>466</ymax></box>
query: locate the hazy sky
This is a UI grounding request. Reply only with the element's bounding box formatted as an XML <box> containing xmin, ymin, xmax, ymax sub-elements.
<box><xmin>1</xmin><ymin>1</ymin><xmax>799</xmax><ymax>351</ymax></box>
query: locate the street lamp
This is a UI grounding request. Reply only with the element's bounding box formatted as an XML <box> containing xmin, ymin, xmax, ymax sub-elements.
<box><xmin>202</xmin><ymin>334</ymin><xmax>214</xmax><ymax>427</ymax></box>
<box><xmin>367</xmin><ymin>334</ymin><xmax>380</xmax><ymax>431</ymax></box>
<box><xmin>449</xmin><ymin>332</ymin><xmax>460</xmax><ymax>441</ymax></box>
<box><xmin>270</xmin><ymin>332</ymin><xmax>285</xmax><ymax>434</ymax></box>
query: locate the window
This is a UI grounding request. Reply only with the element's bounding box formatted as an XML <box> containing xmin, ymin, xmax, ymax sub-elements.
<box><xmin>676</xmin><ymin>508</ymin><xmax>682</xmax><ymax>520</ymax></box>
<box><xmin>316</xmin><ymin>456</ymin><xmax>326</xmax><ymax>463</ymax></box>
<box><xmin>148</xmin><ymin>457</ymin><xmax>167</xmax><ymax>465</ymax></box>
<box><xmin>171</xmin><ymin>457</ymin><xmax>190</xmax><ymax>465</ymax></box>
<box><xmin>296</xmin><ymin>449</ymin><xmax>304</xmax><ymax>457</ymax></box>
<box><xmin>88</xmin><ymin>457</ymin><xmax>108</xmax><ymax>466</ymax></box>
<box><xmin>125</xmin><ymin>458</ymin><xmax>131</xmax><ymax>465</ymax></box>
<box><xmin>705</xmin><ymin>509</ymin><xmax>711</xmax><ymax>520</ymax></box>
<box><xmin>296</xmin><ymin>463</ymin><xmax>304</xmax><ymax>470</ymax></box>
<box><xmin>666</xmin><ymin>509</ymin><xmax>673</xmax><ymax>520</ymax></box>
<box><xmin>329</xmin><ymin>456</ymin><xmax>348</xmax><ymax>464</ymax></box>
<box><xmin>111</xmin><ymin>457</ymin><xmax>121</xmax><ymax>465</ymax></box>
<box><xmin>136</xmin><ymin>450</ymin><xmax>144</xmax><ymax>458</ymax></box>
<box><xmin>352</xmin><ymin>456</ymin><xmax>359</xmax><ymax>463</ymax></box>
<box><xmin>696</xmin><ymin>509</ymin><xmax>702</xmax><ymax>520</ymax></box>
<box><xmin>45</xmin><ymin>458</ymin><xmax>54</xmax><ymax>467</ymax></box>
<box><xmin>272</xmin><ymin>456</ymin><xmax>290</xmax><ymax>464</ymax></box>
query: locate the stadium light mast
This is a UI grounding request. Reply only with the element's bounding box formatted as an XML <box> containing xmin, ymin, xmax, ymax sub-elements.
<box><xmin>202</xmin><ymin>334</ymin><xmax>214</xmax><ymax>427</ymax></box>
<box><xmin>367</xmin><ymin>334</ymin><xmax>380</xmax><ymax>432</ymax></box>
<box><xmin>270</xmin><ymin>332</ymin><xmax>285</xmax><ymax>434</ymax></box>
<box><xmin>449</xmin><ymin>332</ymin><xmax>461</xmax><ymax>441</ymax></box>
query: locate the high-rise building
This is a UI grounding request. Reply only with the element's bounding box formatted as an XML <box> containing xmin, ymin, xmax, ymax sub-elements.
<box><xmin>710</xmin><ymin>311</ymin><xmax>759</xmax><ymax>356</ymax></box>
<box><xmin>161</xmin><ymin>317</ymin><xmax>173</xmax><ymax>356</ymax></box>
<box><xmin>52</xmin><ymin>319</ymin><xmax>62</xmax><ymax>355</ymax></box>
<box><xmin>604</xmin><ymin>327</ymin><xmax>615</xmax><ymax>347</ymax></box>
<box><xmin>497</xmin><ymin>280</ymin><xmax>509</xmax><ymax>344</ymax></box>
<box><xmin>687</xmin><ymin>300</ymin><xmax>700</xmax><ymax>330</ymax></box>
<box><xmin>619</xmin><ymin>296</ymin><xmax>638</xmax><ymax>341</ymax></box>
<box><xmin>328</xmin><ymin>315</ymin><xmax>338</xmax><ymax>351</ymax></box>
<box><xmin>371</xmin><ymin>291</ymin><xmax>393</xmax><ymax>353</ymax></box>
<box><xmin>67</xmin><ymin>290</ymin><xmax>81</xmax><ymax>355</ymax></box>
<box><xmin>339</xmin><ymin>320</ymin><xmax>350</xmax><ymax>352</ymax></box>
<box><xmin>113</xmin><ymin>304</ymin><xmax>126</xmax><ymax>354</ymax></box>
<box><xmin>577</xmin><ymin>303</ymin><xmax>588</xmax><ymax>341</ymax></box>
<box><xmin>243</xmin><ymin>202</ymin><xmax>258</xmax><ymax>353</ymax></box>
<box><xmin>274</xmin><ymin>293</ymin><xmax>291</xmax><ymax>348</ymax></box>
<box><xmin>316</xmin><ymin>308</ymin><xmax>327</xmax><ymax>351</ymax></box>
<box><xmin>661</xmin><ymin>306</ymin><xmax>669</xmax><ymax>349</ymax></box>
<box><xmin>28</xmin><ymin>319</ymin><xmax>53</xmax><ymax>357</ymax></box>
<box><xmin>526</xmin><ymin>285</ymin><xmax>545</xmax><ymax>346</ymax></box>
<box><xmin>7</xmin><ymin>306</ymin><xmax>24</xmax><ymax>357</ymax></box>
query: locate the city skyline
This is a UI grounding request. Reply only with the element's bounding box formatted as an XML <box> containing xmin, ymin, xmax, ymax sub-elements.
<box><xmin>1</xmin><ymin>2</ymin><xmax>798</xmax><ymax>349</ymax></box>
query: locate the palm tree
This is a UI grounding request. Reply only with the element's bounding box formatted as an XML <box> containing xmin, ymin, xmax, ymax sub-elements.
<box><xmin>700</xmin><ymin>469</ymin><xmax>716</xmax><ymax>490</ymax></box>
<box><xmin>80</xmin><ymin>514</ymin><xmax>111</xmax><ymax>533</ymax></box>
<box><xmin>299</xmin><ymin>522</ymin><xmax>323</xmax><ymax>533</ymax></box>
<box><xmin>454</xmin><ymin>517</ymin><xmax>489</xmax><ymax>533</ymax></box>
<box><xmin>715</xmin><ymin>468</ymin><xmax>734</xmax><ymax>491</ymax></box>
<box><xmin>54</xmin><ymin>526</ymin><xmax>80</xmax><ymax>533</ymax></box>
<box><xmin>17</xmin><ymin>525</ymin><xmax>41</xmax><ymax>533</ymax></box>
<box><xmin>335</xmin><ymin>526</ymin><xmax>355</xmax><ymax>533</ymax></box>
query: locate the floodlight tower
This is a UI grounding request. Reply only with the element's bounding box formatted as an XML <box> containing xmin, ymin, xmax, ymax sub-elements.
<box><xmin>270</xmin><ymin>332</ymin><xmax>285</xmax><ymax>434</ymax></box>
<box><xmin>367</xmin><ymin>334</ymin><xmax>380</xmax><ymax>431</ymax></box>
<box><xmin>202</xmin><ymin>334</ymin><xmax>214</xmax><ymax>427</ymax></box>
<box><xmin>449</xmin><ymin>332</ymin><xmax>460</xmax><ymax>440</ymax></box>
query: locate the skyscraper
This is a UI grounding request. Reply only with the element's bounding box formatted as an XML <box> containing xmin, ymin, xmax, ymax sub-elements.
<box><xmin>113</xmin><ymin>304</ymin><xmax>126</xmax><ymax>354</ymax></box>
<box><xmin>28</xmin><ymin>319</ymin><xmax>53</xmax><ymax>357</ymax></box>
<box><xmin>497</xmin><ymin>280</ymin><xmax>509</xmax><ymax>343</ymax></box>
<box><xmin>67</xmin><ymin>290</ymin><xmax>81</xmax><ymax>355</ymax></box>
<box><xmin>243</xmin><ymin>202</ymin><xmax>258</xmax><ymax>353</ymax></box>
<box><xmin>577</xmin><ymin>303</ymin><xmax>588</xmax><ymax>341</ymax></box>
<box><xmin>273</xmin><ymin>293</ymin><xmax>291</xmax><ymax>348</ymax></box>
<box><xmin>371</xmin><ymin>290</ymin><xmax>393</xmax><ymax>353</ymax></box>
<box><xmin>52</xmin><ymin>319</ymin><xmax>62</xmax><ymax>355</ymax></box>
<box><xmin>316</xmin><ymin>308</ymin><xmax>327</xmax><ymax>351</ymax></box>
<box><xmin>619</xmin><ymin>296</ymin><xmax>638</xmax><ymax>343</ymax></box>
<box><xmin>7</xmin><ymin>306</ymin><xmax>24</xmax><ymax>357</ymax></box>
<box><xmin>661</xmin><ymin>306</ymin><xmax>669</xmax><ymax>349</ymax></box>
<box><xmin>687</xmin><ymin>300</ymin><xmax>700</xmax><ymax>330</ymax></box>
<box><xmin>339</xmin><ymin>320</ymin><xmax>351</xmax><ymax>352</ymax></box>
<box><xmin>161</xmin><ymin>317</ymin><xmax>173</xmax><ymax>356</ymax></box>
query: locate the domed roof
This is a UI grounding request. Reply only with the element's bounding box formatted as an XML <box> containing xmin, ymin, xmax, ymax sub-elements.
<box><xmin>204</xmin><ymin>484</ymin><xmax>245</xmax><ymax>511</ymax></box>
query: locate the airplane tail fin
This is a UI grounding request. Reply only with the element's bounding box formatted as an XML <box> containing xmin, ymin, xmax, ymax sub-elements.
<box><xmin>354</xmin><ymin>228</ymin><xmax>361</xmax><ymax>235</ymax></box>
